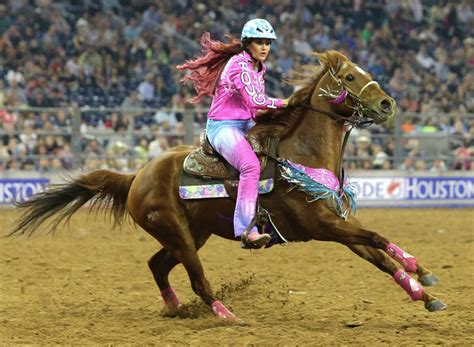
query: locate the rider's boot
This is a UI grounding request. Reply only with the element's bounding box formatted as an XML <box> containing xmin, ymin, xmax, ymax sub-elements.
<box><xmin>241</xmin><ymin>222</ymin><xmax>271</xmax><ymax>249</ymax></box>
<box><xmin>246</xmin><ymin>231</ymin><xmax>271</xmax><ymax>247</ymax></box>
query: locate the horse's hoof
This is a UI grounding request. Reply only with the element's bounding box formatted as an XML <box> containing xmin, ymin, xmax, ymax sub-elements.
<box><xmin>425</xmin><ymin>299</ymin><xmax>447</xmax><ymax>312</ymax></box>
<box><xmin>419</xmin><ymin>273</ymin><xmax>439</xmax><ymax>286</ymax></box>
<box><xmin>212</xmin><ymin>300</ymin><xmax>237</xmax><ymax>321</ymax></box>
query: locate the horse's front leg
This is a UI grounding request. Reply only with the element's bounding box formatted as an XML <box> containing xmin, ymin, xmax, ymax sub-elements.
<box><xmin>318</xmin><ymin>218</ymin><xmax>447</xmax><ymax>312</ymax></box>
<box><xmin>345</xmin><ymin>217</ymin><xmax>440</xmax><ymax>286</ymax></box>
<box><xmin>347</xmin><ymin>245</ymin><xmax>445</xmax><ymax>310</ymax></box>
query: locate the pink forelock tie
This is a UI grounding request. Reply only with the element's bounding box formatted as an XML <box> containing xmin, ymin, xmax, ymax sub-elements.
<box><xmin>329</xmin><ymin>89</ymin><xmax>348</xmax><ymax>104</ymax></box>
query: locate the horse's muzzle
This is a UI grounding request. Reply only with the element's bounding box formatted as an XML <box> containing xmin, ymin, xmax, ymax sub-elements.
<box><xmin>370</xmin><ymin>98</ymin><xmax>396</xmax><ymax>124</ymax></box>
<box><xmin>380</xmin><ymin>98</ymin><xmax>394</xmax><ymax>114</ymax></box>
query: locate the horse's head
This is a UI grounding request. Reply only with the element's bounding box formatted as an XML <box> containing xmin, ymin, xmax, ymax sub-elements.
<box><xmin>314</xmin><ymin>51</ymin><xmax>396</xmax><ymax>124</ymax></box>
<box><xmin>252</xmin><ymin>50</ymin><xmax>396</xmax><ymax>143</ymax></box>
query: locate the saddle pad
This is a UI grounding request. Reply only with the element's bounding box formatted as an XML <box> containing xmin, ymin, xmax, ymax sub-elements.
<box><xmin>179</xmin><ymin>149</ymin><xmax>276</xmax><ymax>200</ymax></box>
<box><xmin>179</xmin><ymin>174</ymin><xmax>274</xmax><ymax>199</ymax></box>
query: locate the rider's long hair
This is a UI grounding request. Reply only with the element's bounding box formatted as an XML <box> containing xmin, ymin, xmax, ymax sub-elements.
<box><xmin>176</xmin><ymin>32</ymin><xmax>244</xmax><ymax>103</ymax></box>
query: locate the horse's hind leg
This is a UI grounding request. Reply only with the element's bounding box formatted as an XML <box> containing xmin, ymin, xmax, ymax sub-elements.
<box><xmin>174</xmin><ymin>241</ymin><xmax>237</xmax><ymax>320</ymax></box>
<box><xmin>347</xmin><ymin>245</ymin><xmax>446</xmax><ymax>312</ymax></box>
<box><xmin>148</xmin><ymin>234</ymin><xmax>218</xmax><ymax>313</ymax></box>
<box><xmin>148</xmin><ymin>248</ymin><xmax>181</xmax><ymax>311</ymax></box>
<box><xmin>143</xmin><ymin>218</ymin><xmax>236</xmax><ymax>320</ymax></box>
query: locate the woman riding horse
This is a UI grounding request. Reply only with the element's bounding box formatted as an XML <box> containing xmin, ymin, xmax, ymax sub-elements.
<box><xmin>9</xmin><ymin>49</ymin><xmax>447</xmax><ymax>320</ymax></box>
<box><xmin>177</xmin><ymin>19</ymin><xmax>289</xmax><ymax>248</ymax></box>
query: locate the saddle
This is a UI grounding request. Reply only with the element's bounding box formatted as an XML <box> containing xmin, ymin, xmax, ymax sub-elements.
<box><xmin>180</xmin><ymin>131</ymin><xmax>277</xmax><ymax>199</ymax></box>
<box><xmin>179</xmin><ymin>130</ymin><xmax>288</xmax><ymax>249</ymax></box>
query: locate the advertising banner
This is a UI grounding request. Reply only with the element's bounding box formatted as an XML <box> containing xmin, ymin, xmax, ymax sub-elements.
<box><xmin>351</xmin><ymin>176</ymin><xmax>474</xmax><ymax>207</ymax></box>
<box><xmin>0</xmin><ymin>176</ymin><xmax>472</xmax><ymax>207</ymax></box>
<box><xmin>0</xmin><ymin>179</ymin><xmax>50</xmax><ymax>205</ymax></box>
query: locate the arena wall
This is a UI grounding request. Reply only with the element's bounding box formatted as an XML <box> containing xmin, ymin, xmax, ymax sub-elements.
<box><xmin>1</xmin><ymin>171</ymin><xmax>472</xmax><ymax>208</ymax></box>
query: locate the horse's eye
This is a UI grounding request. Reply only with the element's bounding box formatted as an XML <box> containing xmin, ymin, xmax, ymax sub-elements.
<box><xmin>346</xmin><ymin>74</ymin><xmax>355</xmax><ymax>82</ymax></box>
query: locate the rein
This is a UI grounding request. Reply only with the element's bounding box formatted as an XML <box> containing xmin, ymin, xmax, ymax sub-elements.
<box><xmin>292</xmin><ymin>103</ymin><xmax>370</xmax><ymax>126</ymax></box>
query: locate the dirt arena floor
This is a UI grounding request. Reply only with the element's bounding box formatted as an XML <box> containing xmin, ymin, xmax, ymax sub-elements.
<box><xmin>1</xmin><ymin>208</ymin><xmax>473</xmax><ymax>345</ymax></box>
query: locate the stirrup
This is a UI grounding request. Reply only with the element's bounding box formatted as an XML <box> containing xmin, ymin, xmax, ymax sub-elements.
<box><xmin>241</xmin><ymin>228</ymin><xmax>271</xmax><ymax>249</ymax></box>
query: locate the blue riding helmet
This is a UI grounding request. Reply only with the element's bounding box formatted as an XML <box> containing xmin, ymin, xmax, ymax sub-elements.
<box><xmin>241</xmin><ymin>18</ymin><xmax>277</xmax><ymax>41</ymax></box>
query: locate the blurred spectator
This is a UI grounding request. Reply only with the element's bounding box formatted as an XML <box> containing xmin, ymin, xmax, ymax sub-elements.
<box><xmin>0</xmin><ymin>5</ymin><xmax>12</xmax><ymax>34</ymax></box>
<box><xmin>372</xmin><ymin>143</ymin><xmax>389</xmax><ymax>170</ymax></box>
<box><xmin>137</xmin><ymin>73</ymin><xmax>155</xmax><ymax>101</ymax></box>
<box><xmin>414</xmin><ymin>159</ymin><xmax>428</xmax><ymax>171</ymax></box>
<box><xmin>422</xmin><ymin>118</ymin><xmax>438</xmax><ymax>133</ymax></box>
<box><xmin>148</xmin><ymin>132</ymin><xmax>170</xmax><ymax>159</ymax></box>
<box><xmin>121</xmin><ymin>91</ymin><xmax>141</xmax><ymax>109</ymax></box>
<box><xmin>106</xmin><ymin>140</ymin><xmax>129</xmax><ymax>172</ymax></box>
<box><xmin>133</xmin><ymin>137</ymin><xmax>149</xmax><ymax>169</ymax></box>
<box><xmin>123</xmin><ymin>16</ymin><xmax>142</xmax><ymax>42</ymax></box>
<box><xmin>19</xmin><ymin>125</ymin><xmax>37</xmax><ymax>152</ymax></box>
<box><xmin>105</xmin><ymin>112</ymin><xmax>129</xmax><ymax>131</ymax></box>
<box><xmin>389</xmin><ymin>68</ymin><xmax>407</xmax><ymax>98</ymax></box>
<box><xmin>141</xmin><ymin>4</ymin><xmax>161</xmax><ymax>31</ymax></box>
<box><xmin>452</xmin><ymin>141</ymin><xmax>472</xmax><ymax>170</ymax></box>
<box><xmin>430</xmin><ymin>158</ymin><xmax>448</xmax><ymax>173</ymax></box>
<box><xmin>153</xmin><ymin>108</ymin><xmax>178</xmax><ymax>132</ymax></box>
<box><xmin>416</xmin><ymin>44</ymin><xmax>437</xmax><ymax>70</ymax></box>
<box><xmin>401</xmin><ymin>118</ymin><xmax>416</xmax><ymax>134</ymax></box>
<box><xmin>399</xmin><ymin>157</ymin><xmax>416</xmax><ymax>172</ymax></box>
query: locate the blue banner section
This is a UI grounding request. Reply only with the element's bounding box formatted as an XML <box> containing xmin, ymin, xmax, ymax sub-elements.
<box><xmin>0</xmin><ymin>176</ymin><xmax>472</xmax><ymax>206</ymax></box>
<box><xmin>406</xmin><ymin>177</ymin><xmax>473</xmax><ymax>200</ymax></box>
<box><xmin>0</xmin><ymin>179</ymin><xmax>49</xmax><ymax>204</ymax></box>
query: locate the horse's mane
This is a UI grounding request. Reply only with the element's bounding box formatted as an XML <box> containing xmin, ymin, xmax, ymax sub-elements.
<box><xmin>251</xmin><ymin>59</ymin><xmax>330</xmax><ymax>140</ymax></box>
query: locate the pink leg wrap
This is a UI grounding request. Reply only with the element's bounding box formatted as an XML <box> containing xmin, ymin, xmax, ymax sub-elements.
<box><xmin>211</xmin><ymin>300</ymin><xmax>236</xmax><ymax>320</ymax></box>
<box><xmin>393</xmin><ymin>270</ymin><xmax>424</xmax><ymax>301</ymax></box>
<box><xmin>160</xmin><ymin>287</ymin><xmax>180</xmax><ymax>308</ymax></box>
<box><xmin>386</xmin><ymin>242</ymin><xmax>418</xmax><ymax>272</ymax></box>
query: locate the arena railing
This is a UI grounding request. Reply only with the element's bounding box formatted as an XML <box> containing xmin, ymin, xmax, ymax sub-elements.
<box><xmin>0</xmin><ymin>106</ymin><xmax>472</xmax><ymax>172</ymax></box>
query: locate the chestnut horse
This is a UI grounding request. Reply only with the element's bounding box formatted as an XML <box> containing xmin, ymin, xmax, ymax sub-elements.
<box><xmin>10</xmin><ymin>51</ymin><xmax>446</xmax><ymax>320</ymax></box>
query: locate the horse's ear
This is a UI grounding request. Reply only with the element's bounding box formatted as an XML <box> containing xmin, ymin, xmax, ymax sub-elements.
<box><xmin>313</xmin><ymin>52</ymin><xmax>328</xmax><ymax>67</ymax></box>
<box><xmin>313</xmin><ymin>51</ymin><xmax>347</xmax><ymax>73</ymax></box>
<box><xmin>325</xmin><ymin>50</ymin><xmax>349</xmax><ymax>73</ymax></box>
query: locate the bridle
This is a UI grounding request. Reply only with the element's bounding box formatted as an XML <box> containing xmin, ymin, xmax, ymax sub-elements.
<box><xmin>317</xmin><ymin>67</ymin><xmax>380</xmax><ymax>126</ymax></box>
<box><xmin>287</xmin><ymin>66</ymin><xmax>380</xmax><ymax>129</ymax></box>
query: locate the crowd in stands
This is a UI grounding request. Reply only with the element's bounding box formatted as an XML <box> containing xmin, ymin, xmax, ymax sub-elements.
<box><xmin>0</xmin><ymin>0</ymin><xmax>472</xmax><ymax>172</ymax></box>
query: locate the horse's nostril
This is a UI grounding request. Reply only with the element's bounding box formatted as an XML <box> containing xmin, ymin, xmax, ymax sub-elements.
<box><xmin>380</xmin><ymin>99</ymin><xmax>392</xmax><ymax>112</ymax></box>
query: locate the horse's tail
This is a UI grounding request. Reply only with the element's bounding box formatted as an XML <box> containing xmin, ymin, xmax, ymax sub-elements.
<box><xmin>8</xmin><ymin>170</ymin><xmax>135</xmax><ymax>237</ymax></box>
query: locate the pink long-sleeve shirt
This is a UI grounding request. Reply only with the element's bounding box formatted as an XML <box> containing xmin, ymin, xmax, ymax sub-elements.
<box><xmin>207</xmin><ymin>50</ymin><xmax>284</xmax><ymax>120</ymax></box>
